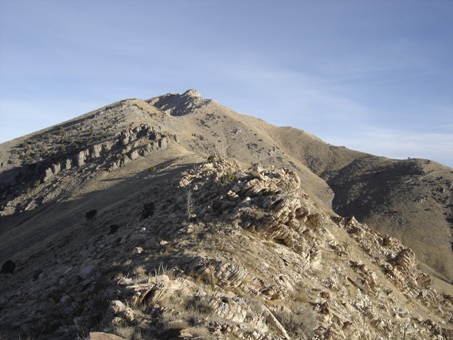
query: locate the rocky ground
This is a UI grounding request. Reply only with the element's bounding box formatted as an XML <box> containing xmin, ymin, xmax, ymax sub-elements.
<box><xmin>0</xmin><ymin>89</ymin><xmax>452</xmax><ymax>339</ymax></box>
<box><xmin>1</xmin><ymin>158</ymin><xmax>452</xmax><ymax>339</ymax></box>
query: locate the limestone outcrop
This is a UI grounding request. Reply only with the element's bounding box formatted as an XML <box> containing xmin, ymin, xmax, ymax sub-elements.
<box><xmin>1</xmin><ymin>123</ymin><xmax>174</xmax><ymax>217</ymax></box>
<box><xmin>148</xmin><ymin>89</ymin><xmax>212</xmax><ymax>116</ymax></box>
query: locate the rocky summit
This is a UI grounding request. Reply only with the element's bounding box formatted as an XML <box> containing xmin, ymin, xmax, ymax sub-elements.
<box><xmin>0</xmin><ymin>90</ymin><xmax>452</xmax><ymax>339</ymax></box>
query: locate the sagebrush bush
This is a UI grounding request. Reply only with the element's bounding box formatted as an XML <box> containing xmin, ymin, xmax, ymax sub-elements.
<box><xmin>85</xmin><ymin>209</ymin><xmax>97</xmax><ymax>220</ymax></box>
<box><xmin>141</xmin><ymin>202</ymin><xmax>155</xmax><ymax>219</ymax></box>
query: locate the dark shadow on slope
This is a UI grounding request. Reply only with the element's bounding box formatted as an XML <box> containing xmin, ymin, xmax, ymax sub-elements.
<box><xmin>328</xmin><ymin>157</ymin><xmax>425</xmax><ymax>221</ymax></box>
<box><xmin>0</xmin><ymin>159</ymin><xmax>198</xmax><ymax>263</ymax></box>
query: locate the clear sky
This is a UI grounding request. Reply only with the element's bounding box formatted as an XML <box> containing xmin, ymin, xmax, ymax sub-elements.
<box><xmin>1</xmin><ymin>1</ymin><xmax>452</xmax><ymax>167</ymax></box>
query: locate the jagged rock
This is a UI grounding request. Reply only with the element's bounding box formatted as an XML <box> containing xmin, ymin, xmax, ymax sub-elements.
<box><xmin>393</xmin><ymin>248</ymin><xmax>417</xmax><ymax>273</ymax></box>
<box><xmin>91</xmin><ymin>143</ymin><xmax>103</xmax><ymax>158</ymax></box>
<box><xmin>75</xmin><ymin>149</ymin><xmax>89</xmax><ymax>167</ymax></box>
<box><xmin>63</xmin><ymin>158</ymin><xmax>72</xmax><ymax>170</ymax></box>
<box><xmin>118</xmin><ymin>131</ymin><xmax>131</xmax><ymax>146</ymax></box>
<box><xmin>159</xmin><ymin>137</ymin><xmax>168</xmax><ymax>149</ymax></box>
<box><xmin>132</xmin><ymin>247</ymin><xmax>143</xmax><ymax>254</ymax></box>
<box><xmin>307</xmin><ymin>213</ymin><xmax>325</xmax><ymax>229</ymax></box>
<box><xmin>417</xmin><ymin>272</ymin><xmax>432</xmax><ymax>289</ymax></box>
<box><xmin>44</xmin><ymin>167</ymin><xmax>53</xmax><ymax>182</ymax></box>
<box><xmin>52</xmin><ymin>162</ymin><xmax>61</xmax><ymax>175</ymax></box>
<box><xmin>187</xmin><ymin>256</ymin><xmax>248</xmax><ymax>288</ymax></box>
<box><xmin>148</xmin><ymin>89</ymin><xmax>211</xmax><ymax>116</ymax></box>
<box><xmin>129</xmin><ymin>150</ymin><xmax>140</xmax><ymax>160</ymax></box>
<box><xmin>184</xmin><ymin>88</ymin><xmax>202</xmax><ymax>98</ymax></box>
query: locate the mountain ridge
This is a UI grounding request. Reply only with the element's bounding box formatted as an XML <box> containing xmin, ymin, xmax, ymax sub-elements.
<box><xmin>0</xmin><ymin>89</ymin><xmax>452</xmax><ymax>339</ymax></box>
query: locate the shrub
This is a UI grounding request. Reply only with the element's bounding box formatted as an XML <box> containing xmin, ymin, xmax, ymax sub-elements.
<box><xmin>109</xmin><ymin>224</ymin><xmax>120</xmax><ymax>235</ymax></box>
<box><xmin>142</xmin><ymin>202</ymin><xmax>155</xmax><ymax>219</ymax></box>
<box><xmin>220</xmin><ymin>172</ymin><xmax>235</xmax><ymax>185</ymax></box>
<box><xmin>382</xmin><ymin>237</ymin><xmax>391</xmax><ymax>247</ymax></box>
<box><xmin>207</xmin><ymin>155</ymin><xmax>216</xmax><ymax>163</ymax></box>
<box><xmin>1</xmin><ymin>260</ymin><xmax>16</xmax><ymax>274</ymax></box>
<box><xmin>85</xmin><ymin>209</ymin><xmax>97</xmax><ymax>220</ymax></box>
<box><xmin>149</xmin><ymin>166</ymin><xmax>156</xmax><ymax>173</ymax></box>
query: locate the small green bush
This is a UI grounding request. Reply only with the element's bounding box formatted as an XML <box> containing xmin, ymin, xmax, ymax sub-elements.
<box><xmin>207</xmin><ymin>155</ymin><xmax>216</xmax><ymax>163</ymax></box>
<box><xmin>220</xmin><ymin>172</ymin><xmax>235</xmax><ymax>185</ymax></box>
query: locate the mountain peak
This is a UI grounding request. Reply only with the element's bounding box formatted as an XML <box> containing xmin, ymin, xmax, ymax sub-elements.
<box><xmin>147</xmin><ymin>88</ymin><xmax>210</xmax><ymax>116</ymax></box>
<box><xmin>182</xmin><ymin>88</ymin><xmax>202</xmax><ymax>98</ymax></box>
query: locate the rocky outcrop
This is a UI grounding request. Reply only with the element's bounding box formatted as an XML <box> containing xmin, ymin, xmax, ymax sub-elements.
<box><xmin>177</xmin><ymin>159</ymin><xmax>326</xmax><ymax>267</ymax></box>
<box><xmin>1</xmin><ymin>158</ymin><xmax>452</xmax><ymax>339</ymax></box>
<box><xmin>0</xmin><ymin>119</ymin><xmax>177</xmax><ymax>218</ymax></box>
<box><xmin>39</xmin><ymin>125</ymin><xmax>171</xmax><ymax>186</ymax></box>
<box><xmin>148</xmin><ymin>89</ymin><xmax>212</xmax><ymax>116</ymax></box>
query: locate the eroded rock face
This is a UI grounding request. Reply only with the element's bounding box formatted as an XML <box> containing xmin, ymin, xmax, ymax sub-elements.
<box><xmin>148</xmin><ymin>89</ymin><xmax>211</xmax><ymax>116</ymax></box>
<box><xmin>178</xmin><ymin>159</ymin><xmax>325</xmax><ymax>264</ymax></box>
<box><xmin>4</xmin><ymin>123</ymin><xmax>174</xmax><ymax>217</ymax></box>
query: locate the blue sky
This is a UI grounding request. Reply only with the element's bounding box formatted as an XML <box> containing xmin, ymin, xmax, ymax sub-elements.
<box><xmin>1</xmin><ymin>1</ymin><xmax>452</xmax><ymax>167</ymax></box>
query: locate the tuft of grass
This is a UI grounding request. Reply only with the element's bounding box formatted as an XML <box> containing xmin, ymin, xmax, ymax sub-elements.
<box><xmin>185</xmin><ymin>296</ymin><xmax>214</xmax><ymax>316</ymax></box>
<box><xmin>114</xmin><ymin>325</ymin><xmax>135</xmax><ymax>339</ymax></box>
<box><xmin>132</xmin><ymin>265</ymin><xmax>147</xmax><ymax>280</ymax></box>
<box><xmin>273</xmin><ymin>306</ymin><xmax>316</xmax><ymax>338</ymax></box>
<box><xmin>251</xmin><ymin>208</ymin><xmax>266</xmax><ymax>220</ymax></box>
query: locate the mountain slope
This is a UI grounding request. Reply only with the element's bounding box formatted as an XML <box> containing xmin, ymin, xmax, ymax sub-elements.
<box><xmin>148</xmin><ymin>89</ymin><xmax>453</xmax><ymax>282</ymax></box>
<box><xmin>264</xmin><ymin>125</ymin><xmax>453</xmax><ymax>282</ymax></box>
<box><xmin>1</xmin><ymin>157</ymin><xmax>452</xmax><ymax>339</ymax></box>
<box><xmin>0</xmin><ymin>89</ymin><xmax>452</xmax><ymax>338</ymax></box>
